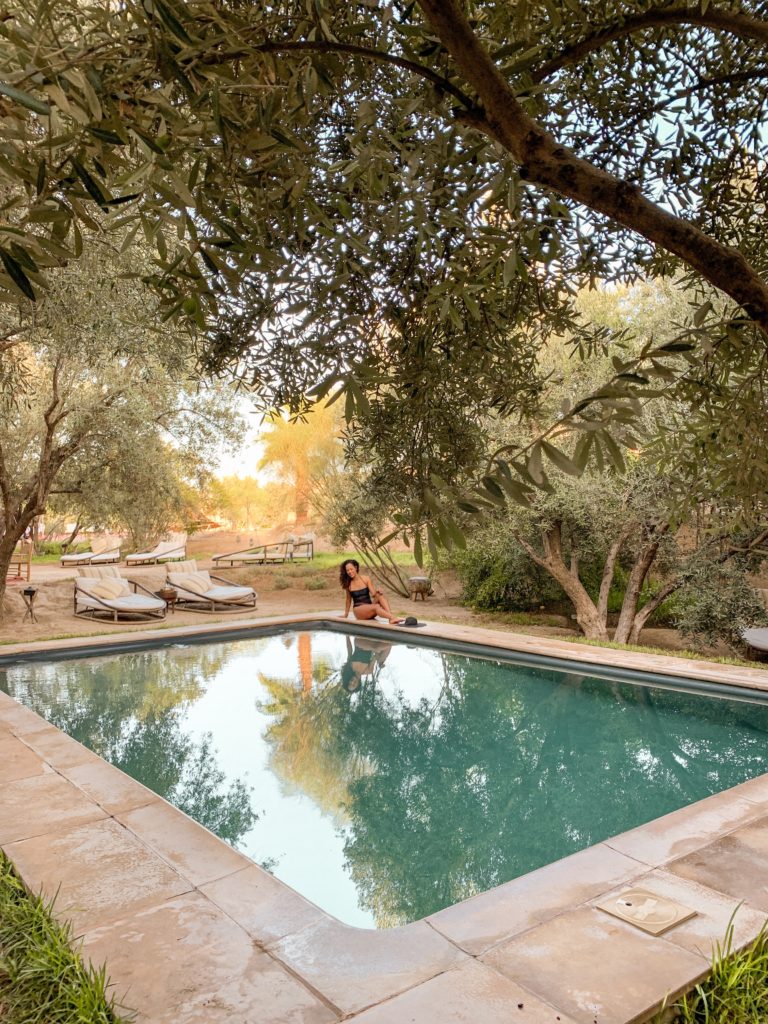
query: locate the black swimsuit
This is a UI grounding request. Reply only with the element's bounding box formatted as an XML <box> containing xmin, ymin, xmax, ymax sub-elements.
<box><xmin>350</xmin><ymin>585</ymin><xmax>372</xmax><ymax>607</ymax></box>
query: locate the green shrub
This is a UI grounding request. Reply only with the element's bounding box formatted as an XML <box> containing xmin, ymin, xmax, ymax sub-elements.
<box><xmin>452</xmin><ymin>527</ymin><xmax>562</xmax><ymax>611</ymax></box>
<box><xmin>306</xmin><ymin>576</ymin><xmax>328</xmax><ymax>591</ymax></box>
<box><xmin>283</xmin><ymin>563</ymin><xmax>315</xmax><ymax>578</ymax></box>
<box><xmin>273</xmin><ymin>574</ymin><xmax>291</xmax><ymax>590</ymax></box>
<box><xmin>36</xmin><ymin>540</ymin><xmax>91</xmax><ymax>556</ymax></box>
<box><xmin>0</xmin><ymin>851</ymin><xmax>128</xmax><ymax>1023</ymax></box>
<box><xmin>674</xmin><ymin>559</ymin><xmax>768</xmax><ymax>652</ymax></box>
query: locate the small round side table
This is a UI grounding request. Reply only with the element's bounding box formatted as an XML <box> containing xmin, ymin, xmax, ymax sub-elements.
<box><xmin>158</xmin><ymin>586</ymin><xmax>178</xmax><ymax>614</ymax></box>
<box><xmin>21</xmin><ymin>585</ymin><xmax>39</xmax><ymax>623</ymax></box>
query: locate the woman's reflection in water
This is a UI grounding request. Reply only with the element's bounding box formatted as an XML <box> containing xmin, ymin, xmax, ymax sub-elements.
<box><xmin>340</xmin><ymin>635</ymin><xmax>392</xmax><ymax>693</ymax></box>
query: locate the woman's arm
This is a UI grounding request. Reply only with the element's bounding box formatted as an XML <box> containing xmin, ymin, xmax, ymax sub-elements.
<box><xmin>365</xmin><ymin>575</ymin><xmax>382</xmax><ymax>597</ymax></box>
<box><xmin>344</xmin><ymin>590</ymin><xmax>351</xmax><ymax>617</ymax></box>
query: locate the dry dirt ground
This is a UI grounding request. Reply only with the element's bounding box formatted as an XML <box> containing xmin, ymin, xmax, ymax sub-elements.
<box><xmin>1</xmin><ymin>555</ymin><xmax>712</xmax><ymax>655</ymax></box>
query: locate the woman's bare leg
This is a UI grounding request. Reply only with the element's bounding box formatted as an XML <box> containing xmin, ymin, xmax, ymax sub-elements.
<box><xmin>354</xmin><ymin>603</ymin><xmax>401</xmax><ymax>624</ymax></box>
<box><xmin>376</xmin><ymin>592</ymin><xmax>392</xmax><ymax>615</ymax></box>
<box><xmin>353</xmin><ymin>605</ymin><xmax>377</xmax><ymax>620</ymax></box>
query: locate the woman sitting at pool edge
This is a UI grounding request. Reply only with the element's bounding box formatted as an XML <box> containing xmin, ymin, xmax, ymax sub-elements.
<box><xmin>340</xmin><ymin>559</ymin><xmax>401</xmax><ymax>623</ymax></box>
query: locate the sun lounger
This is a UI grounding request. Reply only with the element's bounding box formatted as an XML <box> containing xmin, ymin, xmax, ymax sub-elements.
<box><xmin>61</xmin><ymin>548</ymin><xmax>96</xmax><ymax>566</ymax></box>
<box><xmin>166</xmin><ymin>560</ymin><xmax>257</xmax><ymax>612</ymax></box>
<box><xmin>125</xmin><ymin>538</ymin><xmax>187</xmax><ymax>566</ymax></box>
<box><xmin>74</xmin><ymin>566</ymin><xmax>166</xmax><ymax>622</ymax></box>
<box><xmin>90</xmin><ymin>546</ymin><xmax>121</xmax><ymax>565</ymax></box>
<box><xmin>212</xmin><ymin>540</ymin><xmax>292</xmax><ymax>567</ymax></box>
<box><xmin>61</xmin><ymin>545</ymin><xmax>121</xmax><ymax>567</ymax></box>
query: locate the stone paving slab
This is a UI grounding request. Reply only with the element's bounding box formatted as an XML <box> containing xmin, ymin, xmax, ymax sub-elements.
<box><xmin>268</xmin><ymin>917</ymin><xmax>468</xmax><ymax>1015</ymax></box>
<box><xmin>62</xmin><ymin>758</ymin><xmax>158</xmax><ymax>815</ymax></box>
<box><xmin>482</xmin><ymin>906</ymin><xmax>710</xmax><ymax>1024</ymax></box>
<box><xmin>13</xmin><ymin>722</ymin><xmax>102</xmax><ymax>769</ymax></box>
<box><xmin>591</xmin><ymin>868</ymin><xmax>768</xmax><ymax>959</ymax></box>
<box><xmin>666</xmin><ymin>814</ymin><xmax>768</xmax><ymax>912</ymax></box>
<box><xmin>4</xmin><ymin>817</ymin><xmax>192</xmax><ymax>932</ymax></box>
<box><xmin>0</xmin><ymin>731</ymin><xmax>53</xmax><ymax>783</ymax></box>
<box><xmin>347</xmin><ymin>959</ymin><xmax>578</xmax><ymax>1023</ymax></box>
<box><xmin>116</xmin><ymin>799</ymin><xmax>253</xmax><ymax>887</ymax></box>
<box><xmin>604</xmin><ymin>785</ymin><xmax>768</xmax><ymax>867</ymax></box>
<box><xmin>0</xmin><ymin>770</ymin><xmax>107</xmax><ymax>844</ymax></box>
<box><xmin>81</xmin><ymin>891</ymin><xmax>338</xmax><ymax>1024</ymax></box>
<box><xmin>428</xmin><ymin>842</ymin><xmax>646</xmax><ymax>956</ymax></box>
<box><xmin>201</xmin><ymin>864</ymin><xmax>328</xmax><ymax>946</ymax></box>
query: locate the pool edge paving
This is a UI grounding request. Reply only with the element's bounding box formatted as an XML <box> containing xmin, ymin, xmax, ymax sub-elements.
<box><xmin>2</xmin><ymin>614</ymin><xmax>768</xmax><ymax>1023</ymax></box>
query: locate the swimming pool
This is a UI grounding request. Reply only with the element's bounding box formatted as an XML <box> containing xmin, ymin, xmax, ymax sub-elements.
<box><xmin>3</xmin><ymin>628</ymin><xmax>767</xmax><ymax>929</ymax></box>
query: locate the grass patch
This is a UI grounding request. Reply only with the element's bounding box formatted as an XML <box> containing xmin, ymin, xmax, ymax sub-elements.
<box><xmin>471</xmin><ymin>610</ymin><xmax>570</xmax><ymax>628</ymax></box>
<box><xmin>0</xmin><ymin>850</ymin><xmax>129</xmax><ymax>1023</ymax></box>
<box><xmin>670</xmin><ymin>917</ymin><xmax>768</xmax><ymax>1023</ymax></box>
<box><xmin>310</xmin><ymin>551</ymin><xmax>417</xmax><ymax>571</ymax></box>
<box><xmin>569</xmin><ymin>636</ymin><xmax>768</xmax><ymax>671</ymax></box>
<box><xmin>306</xmin><ymin>576</ymin><xmax>328</xmax><ymax>591</ymax></box>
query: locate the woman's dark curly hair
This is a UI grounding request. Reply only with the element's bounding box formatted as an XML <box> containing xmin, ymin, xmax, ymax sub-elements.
<box><xmin>339</xmin><ymin>559</ymin><xmax>360</xmax><ymax>590</ymax></box>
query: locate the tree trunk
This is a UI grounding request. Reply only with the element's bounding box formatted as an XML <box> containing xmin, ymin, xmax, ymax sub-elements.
<box><xmin>517</xmin><ymin>524</ymin><xmax>610</xmax><ymax>640</ymax></box>
<box><xmin>613</xmin><ymin>524</ymin><xmax>670</xmax><ymax>643</ymax></box>
<box><xmin>62</xmin><ymin>517</ymin><xmax>82</xmax><ymax>552</ymax></box>
<box><xmin>0</xmin><ymin>520</ymin><xmax>32</xmax><ymax>614</ymax></box>
<box><xmin>627</xmin><ymin>580</ymin><xmax>681</xmax><ymax>644</ymax></box>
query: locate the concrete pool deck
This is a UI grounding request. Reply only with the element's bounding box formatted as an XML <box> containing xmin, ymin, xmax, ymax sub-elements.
<box><xmin>2</xmin><ymin>613</ymin><xmax>768</xmax><ymax>1023</ymax></box>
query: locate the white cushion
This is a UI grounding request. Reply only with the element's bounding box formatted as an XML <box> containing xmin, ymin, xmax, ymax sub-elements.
<box><xmin>79</xmin><ymin>578</ymin><xmax>130</xmax><ymax>599</ymax></box>
<box><xmin>168</xmin><ymin>570</ymin><xmax>211</xmax><ymax>595</ymax></box>
<box><xmin>61</xmin><ymin>551</ymin><xmax>92</xmax><ymax>564</ymax></box>
<box><xmin>169</xmin><ymin>559</ymin><xmax>198</xmax><ymax>574</ymax></box>
<box><xmin>90</xmin><ymin>548</ymin><xmax>120</xmax><ymax>563</ymax></box>
<box><xmin>83</xmin><ymin>565</ymin><xmax>121</xmax><ymax>579</ymax></box>
<box><xmin>204</xmin><ymin>585</ymin><xmax>255</xmax><ymax>601</ymax></box>
<box><xmin>76</xmin><ymin>590</ymin><xmax>163</xmax><ymax>611</ymax></box>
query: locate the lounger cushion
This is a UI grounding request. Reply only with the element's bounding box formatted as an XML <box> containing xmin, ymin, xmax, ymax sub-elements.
<box><xmin>168</xmin><ymin>570</ymin><xmax>211</xmax><ymax>594</ymax></box>
<box><xmin>61</xmin><ymin>551</ymin><xmax>93</xmax><ymax>564</ymax></box>
<box><xmin>80</xmin><ymin>578</ymin><xmax>131</xmax><ymax>600</ymax></box>
<box><xmin>203</xmin><ymin>585</ymin><xmax>255</xmax><ymax>602</ymax></box>
<box><xmin>78</xmin><ymin>565</ymin><xmax>121</xmax><ymax>579</ymax></box>
<box><xmin>170</xmin><ymin>560</ymin><xmax>198</xmax><ymax>574</ymax></box>
<box><xmin>77</xmin><ymin>592</ymin><xmax>165</xmax><ymax>613</ymax></box>
<box><xmin>90</xmin><ymin>548</ymin><xmax>120</xmax><ymax>563</ymax></box>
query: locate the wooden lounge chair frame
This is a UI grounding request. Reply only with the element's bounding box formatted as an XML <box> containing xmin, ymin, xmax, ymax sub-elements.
<box><xmin>7</xmin><ymin>546</ymin><xmax>31</xmax><ymax>581</ymax></box>
<box><xmin>212</xmin><ymin>541</ymin><xmax>292</xmax><ymax>567</ymax></box>
<box><xmin>291</xmin><ymin>538</ymin><xmax>314</xmax><ymax>561</ymax></box>
<box><xmin>171</xmin><ymin>572</ymin><xmax>258</xmax><ymax>613</ymax></box>
<box><xmin>73</xmin><ymin>578</ymin><xmax>167</xmax><ymax>622</ymax></box>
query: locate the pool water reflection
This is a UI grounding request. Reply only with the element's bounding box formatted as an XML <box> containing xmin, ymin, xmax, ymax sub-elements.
<box><xmin>3</xmin><ymin>630</ymin><xmax>768</xmax><ymax>928</ymax></box>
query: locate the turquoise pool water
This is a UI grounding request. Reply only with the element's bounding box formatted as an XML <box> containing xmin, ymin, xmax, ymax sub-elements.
<box><xmin>3</xmin><ymin>630</ymin><xmax>768</xmax><ymax>928</ymax></box>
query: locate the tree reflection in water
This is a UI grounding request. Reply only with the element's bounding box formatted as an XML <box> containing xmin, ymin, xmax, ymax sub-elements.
<box><xmin>1</xmin><ymin>647</ymin><xmax>256</xmax><ymax>848</ymax></box>
<box><xmin>260</xmin><ymin>647</ymin><xmax>768</xmax><ymax>928</ymax></box>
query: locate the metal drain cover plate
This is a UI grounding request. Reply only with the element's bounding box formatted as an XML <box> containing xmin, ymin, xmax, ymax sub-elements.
<box><xmin>596</xmin><ymin>888</ymin><xmax>697</xmax><ymax>935</ymax></box>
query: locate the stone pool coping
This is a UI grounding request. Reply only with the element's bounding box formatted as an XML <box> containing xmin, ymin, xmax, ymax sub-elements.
<box><xmin>2</xmin><ymin>613</ymin><xmax>768</xmax><ymax>1024</ymax></box>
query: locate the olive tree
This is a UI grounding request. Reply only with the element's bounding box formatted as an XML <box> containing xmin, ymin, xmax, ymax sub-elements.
<box><xmin>0</xmin><ymin>0</ymin><xmax>767</xmax><ymax>510</ymax></box>
<box><xmin>0</xmin><ymin>244</ymin><xmax>244</xmax><ymax>609</ymax></box>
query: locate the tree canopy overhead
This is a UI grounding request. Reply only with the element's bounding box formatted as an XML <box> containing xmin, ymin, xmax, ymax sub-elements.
<box><xmin>4</xmin><ymin>1</ymin><xmax>766</xmax><ymax>330</ymax></box>
<box><xmin>2</xmin><ymin>0</ymin><xmax>767</xmax><ymax>514</ymax></box>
